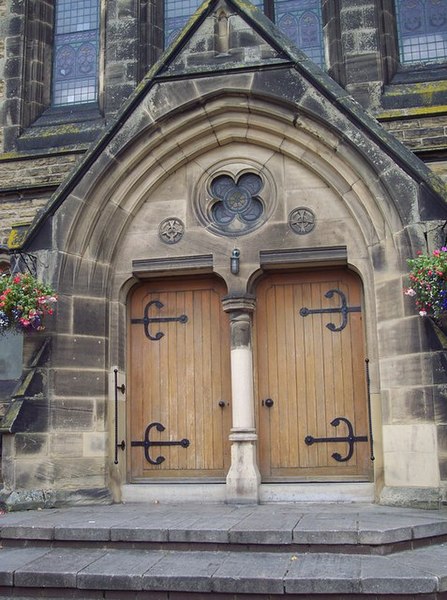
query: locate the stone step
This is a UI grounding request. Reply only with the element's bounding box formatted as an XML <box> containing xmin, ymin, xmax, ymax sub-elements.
<box><xmin>0</xmin><ymin>504</ymin><xmax>447</xmax><ymax>553</ymax></box>
<box><xmin>0</xmin><ymin>544</ymin><xmax>447</xmax><ymax>598</ymax></box>
<box><xmin>1</xmin><ymin>502</ymin><xmax>447</xmax><ymax>598</ymax></box>
<box><xmin>1</xmin><ymin>502</ymin><xmax>447</xmax><ymax>553</ymax></box>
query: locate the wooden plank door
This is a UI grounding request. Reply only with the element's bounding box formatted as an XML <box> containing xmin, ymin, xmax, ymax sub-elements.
<box><xmin>255</xmin><ymin>269</ymin><xmax>371</xmax><ymax>481</ymax></box>
<box><xmin>128</xmin><ymin>277</ymin><xmax>231</xmax><ymax>481</ymax></box>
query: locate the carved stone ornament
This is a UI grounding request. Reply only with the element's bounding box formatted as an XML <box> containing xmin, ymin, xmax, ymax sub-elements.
<box><xmin>210</xmin><ymin>173</ymin><xmax>264</xmax><ymax>231</ymax></box>
<box><xmin>158</xmin><ymin>217</ymin><xmax>185</xmax><ymax>244</ymax></box>
<box><xmin>288</xmin><ymin>207</ymin><xmax>316</xmax><ymax>235</ymax></box>
<box><xmin>194</xmin><ymin>161</ymin><xmax>276</xmax><ymax>238</ymax></box>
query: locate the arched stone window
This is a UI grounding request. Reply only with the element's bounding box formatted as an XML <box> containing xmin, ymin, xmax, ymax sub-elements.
<box><xmin>395</xmin><ymin>0</ymin><xmax>447</xmax><ymax>65</ymax></box>
<box><xmin>52</xmin><ymin>0</ymin><xmax>101</xmax><ymax>106</ymax></box>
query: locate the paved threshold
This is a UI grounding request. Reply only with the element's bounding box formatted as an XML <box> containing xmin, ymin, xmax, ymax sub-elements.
<box><xmin>0</xmin><ymin>502</ymin><xmax>446</xmax><ymax>597</ymax></box>
<box><xmin>1</xmin><ymin>502</ymin><xmax>447</xmax><ymax>549</ymax></box>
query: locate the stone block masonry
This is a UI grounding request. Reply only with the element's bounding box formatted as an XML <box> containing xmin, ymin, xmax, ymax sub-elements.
<box><xmin>381</xmin><ymin>114</ymin><xmax>447</xmax><ymax>154</ymax></box>
<box><xmin>0</xmin><ymin>153</ymin><xmax>83</xmax><ymax>243</ymax></box>
<box><xmin>0</xmin><ymin>0</ymin><xmax>7</xmax><ymax>154</ymax></box>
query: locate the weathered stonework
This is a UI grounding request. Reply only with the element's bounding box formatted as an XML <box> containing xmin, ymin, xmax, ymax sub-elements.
<box><xmin>0</xmin><ymin>0</ymin><xmax>446</xmax><ymax>509</ymax></box>
<box><xmin>380</xmin><ymin>120</ymin><xmax>447</xmax><ymax>168</ymax></box>
<box><xmin>0</xmin><ymin>153</ymin><xmax>83</xmax><ymax>243</ymax></box>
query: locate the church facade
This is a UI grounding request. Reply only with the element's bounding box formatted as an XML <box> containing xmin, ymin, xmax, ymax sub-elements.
<box><xmin>0</xmin><ymin>0</ymin><xmax>447</xmax><ymax>510</ymax></box>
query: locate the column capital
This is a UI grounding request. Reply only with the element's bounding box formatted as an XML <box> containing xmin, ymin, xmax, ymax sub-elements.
<box><xmin>222</xmin><ymin>294</ymin><xmax>256</xmax><ymax>314</ymax></box>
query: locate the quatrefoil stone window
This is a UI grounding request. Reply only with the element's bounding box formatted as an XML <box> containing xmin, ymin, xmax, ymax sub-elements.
<box><xmin>209</xmin><ymin>173</ymin><xmax>264</xmax><ymax>235</ymax></box>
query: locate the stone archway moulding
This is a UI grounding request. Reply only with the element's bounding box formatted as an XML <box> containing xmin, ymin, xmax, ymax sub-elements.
<box><xmin>59</xmin><ymin>94</ymin><xmax>409</xmax><ymax>269</ymax></box>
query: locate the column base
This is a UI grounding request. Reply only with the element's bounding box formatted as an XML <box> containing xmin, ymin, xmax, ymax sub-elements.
<box><xmin>225</xmin><ymin>429</ymin><xmax>261</xmax><ymax>504</ymax></box>
<box><xmin>379</xmin><ymin>486</ymin><xmax>442</xmax><ymax>510</ymax></box>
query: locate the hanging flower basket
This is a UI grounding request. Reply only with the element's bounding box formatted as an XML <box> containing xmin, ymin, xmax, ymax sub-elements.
<box><xmin>404</xmin><ymin>248</ymin><xmax>447</xmax><ymax>320</ymax></box>
<box><xmin>0</xmin><ymin>272</ymin><xmax>57</xmax><ymax>334</ymax></box>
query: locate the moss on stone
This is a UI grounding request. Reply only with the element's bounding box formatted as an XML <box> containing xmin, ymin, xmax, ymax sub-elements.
<box><xmin>385</xmin><ymin>80</ymin><xmax>447</xmax><ymax>97</ymax></box>
<box><xmin>377</xmin><ymin>105</ymin><xmax>447</xmax><ymax>120</ymax></box>
<box><xmin>23</xmin><ymin>123</ymin><xmax>87</xmax><ymax>138</ymax></box>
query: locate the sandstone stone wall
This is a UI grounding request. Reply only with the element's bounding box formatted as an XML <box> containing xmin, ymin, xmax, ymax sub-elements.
<box><xmin>0</xmin><ymin>153</ymin><xmax>83</xmax><ymax>244</ymax></box>
<box><xmin>0</xmin><ymin>0</ymin><xmax>7</xmax><ymax>154</ymax></box>
<box><xmin>0</xmin><ymin>0</ymin><xmax>445</xmax><ymax>236</ymax></box>
<box><xmin>0</xmin><ymin>0</ymin><xmax>446</xmax><ymax>508</ymax></box>
<box><xmin>380</xmin><ymin>114</ymin><xmax>447</xmax><ymax>153</ymax></box>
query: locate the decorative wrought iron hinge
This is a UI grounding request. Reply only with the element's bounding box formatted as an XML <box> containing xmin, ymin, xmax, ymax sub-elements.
<box><xmin>131</xmin><ymin>422</ymin><xmax>190</xmax><ymax>465</ymax></box>
<box><xmin>131</xmin><ymin>299</ymin><xmax>188</xmax><ymax>341</ymax></box>
<box><xmin>299</xmin><ymin>289</ymin><xmax>361</xmax><ymax>332</ymax></box>
<box><xmin>304</xmin><ymin>416</ymin><xmax>367</xmax><ymax>462</ymax></box>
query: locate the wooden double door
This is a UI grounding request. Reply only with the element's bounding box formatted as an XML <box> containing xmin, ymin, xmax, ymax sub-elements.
<box><xmin>128</xmin><ymin>270</ymin><xmax>370</xmax><ymax>482</ymax></box>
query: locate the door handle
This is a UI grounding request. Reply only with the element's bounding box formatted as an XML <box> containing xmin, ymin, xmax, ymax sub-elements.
<box><xmin>263</xmin><ymin>398</ymin><xmax>274</xmax><ymax>408</ymax></box>
<box><xmin>218</xmin><ymin>400</ymin><xmax>227</xmax><ymax>408</ymax></box>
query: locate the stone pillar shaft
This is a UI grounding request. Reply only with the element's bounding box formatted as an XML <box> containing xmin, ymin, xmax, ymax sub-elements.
<box><xmin>229</xmin><ymin>317</ymin><xmax>255</xmax><ymax>430</ymax></box>
<box><xmin>222</xmin><ymin>295</ymin><xmax>260</xmax><ymax>504</ymax></box>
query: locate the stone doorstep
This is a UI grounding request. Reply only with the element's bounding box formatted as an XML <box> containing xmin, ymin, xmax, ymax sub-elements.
<box><xmin>2</xmin><ymin>527</ymin><xmax>447</xmax><ymax>554</ymax></box>
<box><xmin>0</xmin><ymin>593</ymin><xmax>446</xmax><ymax>600</ymax></box>
<box><xmin>1</xmin><ymin>503</ymin><xmax>447</xmax><ymax>551</ymax></box>
<box><xmin>0</xmin><ymin>545</ymin><xmax>447</xmax><ymax>595</ymax></box>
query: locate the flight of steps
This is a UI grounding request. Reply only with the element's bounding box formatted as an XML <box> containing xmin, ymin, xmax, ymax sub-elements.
<box><xmin>1</xmin><ymin>501</ymin><xmax>447</xmax><ymax>598</ymax></box>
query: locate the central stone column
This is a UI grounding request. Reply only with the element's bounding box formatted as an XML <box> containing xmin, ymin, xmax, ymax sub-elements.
<box><xmin>222</xmin><ymin>295</ymin><xmax>260</xmax><ymax>504</ymax></box>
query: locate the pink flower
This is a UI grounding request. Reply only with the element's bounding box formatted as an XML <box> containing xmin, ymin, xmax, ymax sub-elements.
<box><xmin>404</xmin><ymin>288</ymin><xmax>416</xmax><ymax>296</ymax></box>
<box><xmin>419</xmin><ymin>310</ymin><xmax>427</xmax><ymax>317</ymax></box>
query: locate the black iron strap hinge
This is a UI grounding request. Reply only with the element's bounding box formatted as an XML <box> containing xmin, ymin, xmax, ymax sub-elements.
<box><xmin>299</xmin><ymin>289</ymin><xmax>361</xmax><ymax>332</ymax></box>
<box><xmin>305</xmin><ymin>416</ymin><xmax>367</xmax><ymax>462</ymax></box>
<box><xmin>131</xmin><ymin>422</ymin><xmax>190</xmax><ymax>465</ymax></box>
<box><xmin>131</xmin><ymin>300</ymin><xmax>188</xmax><ymax>341</ymax></box>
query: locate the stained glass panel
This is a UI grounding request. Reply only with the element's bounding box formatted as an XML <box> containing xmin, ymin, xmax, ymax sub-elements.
<box><xmin>164</xmin><ymin>0</ymin><xmax>202</xmax><ymax>46</ymax></box>
<box><xmin>274</xmin><ymin>0</ymin><xmax>325</xmax><ymax>67</ymax></box>
<box><xmin>52</xmin><ymin>0</ymin><xmax>100</xmax><ymax>106</ymax></box>
<box><xmin>395</xmin><ymin>0</ymin><xmax>447</xmax><ymax>64</ymax></box>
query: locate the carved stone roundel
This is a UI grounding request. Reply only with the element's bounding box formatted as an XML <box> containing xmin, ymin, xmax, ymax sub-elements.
<box><xmin>210</xmin><ymin>173</ymin><xmax>264</xmax><ymax>231</ymax></box>
<box><xmin>194</xmin><ymin>161</ymin><xmax>276</xmax><ymax>238</ymax></box>
<box><xmin>288</xmin><ymin>207</ymin><xmax>316</xmax><ymax>235</ymax></box>
<box><xmin>159</xmin><ymin>217</ymin><xmax>185</xmax><ymax>244</ymax></box>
